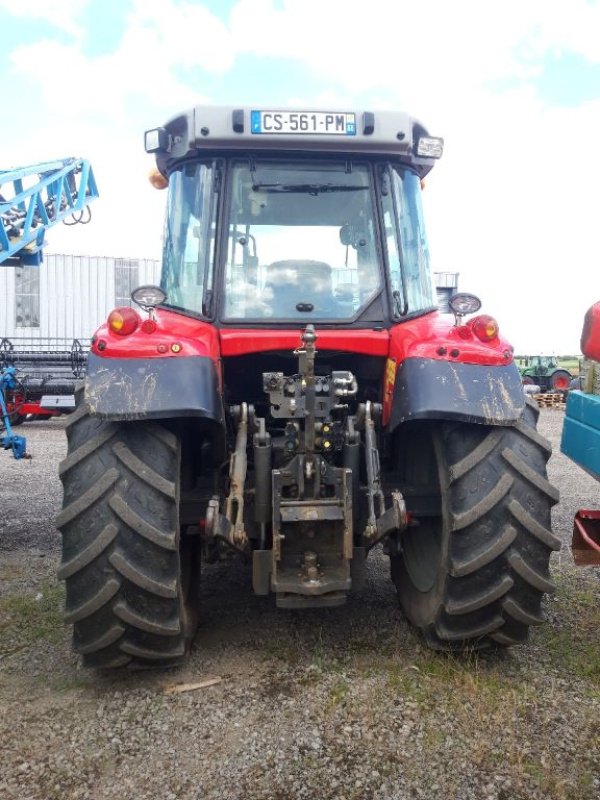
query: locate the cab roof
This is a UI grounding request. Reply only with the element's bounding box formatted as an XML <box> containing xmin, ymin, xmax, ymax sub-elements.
<box><xmin>146</xmin><ymin>105</ymin><xmax>443</xmax><ymax>178</ymax></box>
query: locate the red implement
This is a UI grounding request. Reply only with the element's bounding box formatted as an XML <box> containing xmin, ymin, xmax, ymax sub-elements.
<box><xmin>572</xmin><ymin>510</ymin><xmax>600</xmax><ymax>565</ymax></box>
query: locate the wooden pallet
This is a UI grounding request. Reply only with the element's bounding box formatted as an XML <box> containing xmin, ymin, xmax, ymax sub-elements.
<box><xmin>532</xmin><ymin>392</ymin><xmax>566</xmax><ymax>408</ymax></box>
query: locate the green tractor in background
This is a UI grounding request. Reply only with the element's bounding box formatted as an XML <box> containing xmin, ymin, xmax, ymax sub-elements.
<box><xmin>517</xmin><ymin>355</ymin><xmax>572</xmax><ymax>392</ymax></box>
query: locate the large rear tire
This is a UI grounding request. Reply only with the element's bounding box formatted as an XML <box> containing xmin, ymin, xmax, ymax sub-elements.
<box><xmin>57</xmin><ymin>392</ymin><xmax>197</xmax><ymax>669</ymax></box>
<box><xmin>390</xmin><ymin>399</ymin><xmax>560</xmax><ymax>650</ymax></box>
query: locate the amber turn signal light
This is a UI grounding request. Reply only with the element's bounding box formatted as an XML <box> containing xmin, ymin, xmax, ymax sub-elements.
<box><xmin>471</xmin><ymin>315</ymin><xmax>499</xmax><ymax>342</ymax></box>
<box><xmin>149</xmin><ymin>168</ymin><xmax>168</xmax><ymax>190</ymax></box>
<box><xmin>107</xmin><ymin>307</ymin><xmax>141</xmax><ymax>336</ymax></box>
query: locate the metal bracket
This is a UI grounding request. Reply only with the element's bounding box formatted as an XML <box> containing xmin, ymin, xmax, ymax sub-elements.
<box><xmin>360</xmin><ymin>401</ymin><xmax>407</xmax><ymax>546</ymax></box>
<box><xmin>203</xmin><ymin>402</ymin><xmax>251</xmax><ymax>552</ymax></box>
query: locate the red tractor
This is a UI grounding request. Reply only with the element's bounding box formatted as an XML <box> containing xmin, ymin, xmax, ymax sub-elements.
<box><xmin>57</xmin><ymin>106</ymin><xmax>559</xmax><ymax>669</ymax></box>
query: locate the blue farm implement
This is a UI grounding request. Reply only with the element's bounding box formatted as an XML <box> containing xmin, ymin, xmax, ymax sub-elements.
<box><xmin>0</xmin><ymin>158</ymin><xmax>98</xmax><ymax>266</ymax></box>
<box><xmin>0</xmin><ymin>366</ymin><xmax>28</xmax><ymax>458</ymax></box>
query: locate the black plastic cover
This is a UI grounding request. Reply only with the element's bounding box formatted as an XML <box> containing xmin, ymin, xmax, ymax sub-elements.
<box><xmin>85</xmin><ymin>352</ymin><xmax>224</xmax><ymax>422</ymax></box>
<box><xmin>389</xmin><ymin>358</ymin><xmax>526</xmax><ymax>430</ymax></box>
<box><xmin>232</xmin><ymin>109</ymin><xmax>244</xmax><ymax>133</ymax></box>
<box><xmin>362</xmin><ymin>112</ymin><xmax>375</xmax><ymax>135</ymax></box>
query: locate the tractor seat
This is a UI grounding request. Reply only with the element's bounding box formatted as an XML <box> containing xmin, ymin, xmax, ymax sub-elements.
<box><xmin>266</xmin><ymin>260</ymin><xmax>338</xmax><ymax>317</ymax></box>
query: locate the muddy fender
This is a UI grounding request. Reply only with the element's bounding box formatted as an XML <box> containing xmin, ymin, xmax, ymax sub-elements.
<box><xmin>388</xmin><ymin>358</ymin><xmax>525</xmax><ymax>431</ymax></box>
<box><xmin>85</xmin><ymin>352</ymin><xmax>224</xmax><ymax>422</ymax></box>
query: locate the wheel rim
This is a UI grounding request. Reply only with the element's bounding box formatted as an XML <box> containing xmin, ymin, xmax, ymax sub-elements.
<box><xmin>552</xmin><ymin>373</ymin><xmax>570</xmax><ymax>390</ymax></box>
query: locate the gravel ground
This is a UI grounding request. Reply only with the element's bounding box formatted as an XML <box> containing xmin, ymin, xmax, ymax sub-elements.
<box><xmin>0</xmin><ymin>410</ymin><xmax>599</xmax><ymax>800</ymax></box>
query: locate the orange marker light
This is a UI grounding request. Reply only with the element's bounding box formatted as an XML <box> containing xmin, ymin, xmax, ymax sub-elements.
<box><xmin>471</xmin><ymin>315</ymin><xmax>499</xmax><ymax>342</ymax></box>
<box><xmin>107</xmin><ymin>307</ymin><xmax>140</xmax><ymax>336</ymax></box>
<box><xmin>149</xmin><ymin>168</ymin><xmax>168</xmax><ymax>190</ymax></box>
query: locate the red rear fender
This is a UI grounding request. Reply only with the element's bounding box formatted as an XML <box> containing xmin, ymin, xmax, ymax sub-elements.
<box><xmin>91</xmin><ymin>308</ymin><xmax>221</xmax><ymax>362</ymax></box>
<box><xmin>388</xmin><ymin>311</ymin><xmax>514</xmax><ymax>367</ymax></box>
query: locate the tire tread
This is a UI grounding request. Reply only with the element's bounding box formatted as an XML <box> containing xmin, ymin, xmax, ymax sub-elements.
<box><xmin>393</xmin><ymin>411</ymin><xmax>559</xmax><ymax>651</ymax></box>
<box><xmin>58</xmin><ymin>394</ymin><xmax>195</xmax><ymax>669</ymax></box>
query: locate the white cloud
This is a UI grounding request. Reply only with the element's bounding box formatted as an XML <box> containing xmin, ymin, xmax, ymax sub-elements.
<box><xmin>8</xmin><ymin>37</ymin><xmax>206</xmax><ymax>123</ymax></box>
<box><xmin>228</xmin><ymin>0</ymin><xmax>542</xmax><ymax>99</ymax></box>
<box><xmin>127</xmin><ymin>0</ymin><xmax>234</xmax><ymax>73</ymax></box>
<box><xmin>0</xmin><ymin>0</ymin><xmax>89</xmax><ymax>38</ymax></box>
<box><xmin>519</xmin><ymin>0</ymin><xmax>600</xmax><ymax>64</ymax></box>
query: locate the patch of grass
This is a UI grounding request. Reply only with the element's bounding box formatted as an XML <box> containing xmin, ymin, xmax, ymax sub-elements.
<box><xmin>540</xmin><ymin>627</ymin><xmax>600</xmax><ymax>684</ymax></box>
<box><xmin>0</xmin><ymin>582</ymin><xmax>65</xmax><ymax>654</ymax></box>
<box><xmin>521</xmin><ymin>757</ymin><xmax>599</xmax><ymax>800</ymax></box>
<box><xmin>536</xmin><ymin>578</ymin><xmax>600</xmax><ymax>684</ymax></box>
<box><xmin>558</xmin><ymin>357</ymin><xmax>581</xmax><ymax>375</ymax></box>
<box><xmin>298</xmin><ymin>628</ymin><xmax>347</xmax><ymax>679</ymax></box>
<box><xmin>325</xmin><ymin>678</ymin><xmax>350</xmax><ymax>711</ymax></box>
<box><xmin>379</xmin><ymin>648</ymin><xmax>540</xmax><ymax>721</ymax></box>
<box><xmin>383</xmin><ymin>664</ymin><xmax>430</xmax><ymax>704</ymax></box>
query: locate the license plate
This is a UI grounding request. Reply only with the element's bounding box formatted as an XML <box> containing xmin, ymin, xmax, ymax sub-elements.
<box><xmin>251</xmin><ymin>110</ymin><xmax>356</xmax><ymax>136</ymax></box>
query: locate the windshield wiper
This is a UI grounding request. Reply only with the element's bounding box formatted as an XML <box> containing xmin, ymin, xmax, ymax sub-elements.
<box><xmin>252</xmin><ymin>182</ymin><xmax>368</xmax><ymax>196</ymax></box>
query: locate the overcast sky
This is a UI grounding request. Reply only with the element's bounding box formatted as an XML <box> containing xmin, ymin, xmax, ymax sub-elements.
<box><xmin>1</xmin><ymin>0</ymin><xmax>599</xmax><ymax>353</ymax></box>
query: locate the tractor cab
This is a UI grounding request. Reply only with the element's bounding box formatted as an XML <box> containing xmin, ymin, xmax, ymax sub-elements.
<box><xmin>532</xmin><ymin>355</ymin><xmax>558</xmax><ymax>371</ymax></box>
<box><xmin>147</xmin><ymin>107</ymin><xmax>442</xmax><ymax>328</ymax></box>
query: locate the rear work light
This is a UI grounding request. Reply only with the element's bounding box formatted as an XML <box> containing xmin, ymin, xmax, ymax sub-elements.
<box><xmin>471</xmin><ymin>315</ymin><xmax>499</xmax><ymax>342</ymax></box>
<box><xmin>132</xmin><ymin>285</ymin><xmax>167</xmax><ymax>311</ymax></box>
<box><xmin>416</xmin><ymin>136</ymin><xmax>444</xmax><ymax>158</ymax></box>
<box><xmin>107</xmin><ymin>307</ymin><xmax>141</xmax><ymax>336</ymax></box>
<box><xmin>144</xmin><ymin>127</ymin><xmax>170</xmax><ymax>153</ymax></box>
